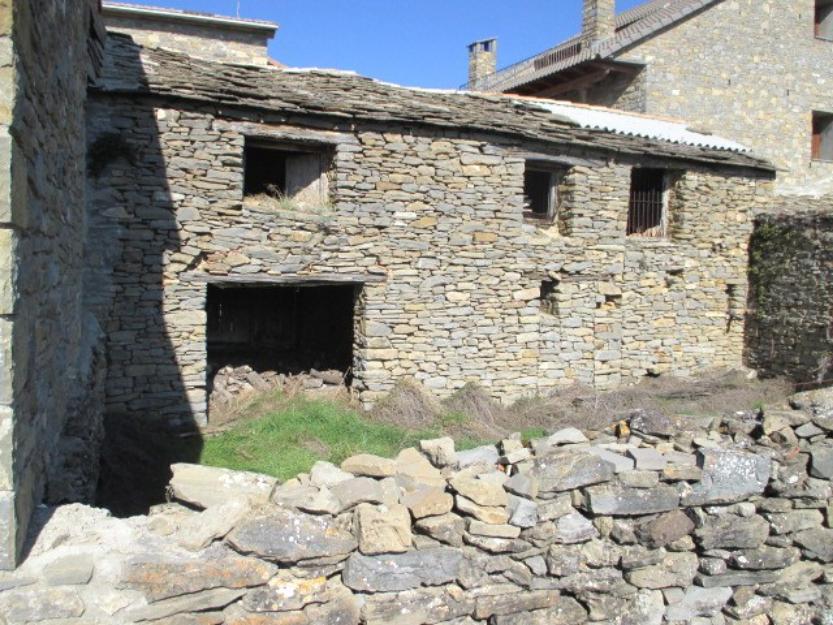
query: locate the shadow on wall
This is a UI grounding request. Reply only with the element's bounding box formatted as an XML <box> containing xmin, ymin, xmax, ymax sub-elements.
<box><xmin>85</xmin><ymin>38</ymin><xmax>203</xmax><ymax>517</ymax></box>
<box><xmin>744</xmin><ymin>211</ymin><xmax>833</xmax><ymax>390</ymax></box>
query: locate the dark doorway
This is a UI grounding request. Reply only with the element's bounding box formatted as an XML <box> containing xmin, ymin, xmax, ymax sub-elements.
<box><xmin>206</xmin><ymin>283</ymin><xmax>358</xmax><ymax>382</ymax></box>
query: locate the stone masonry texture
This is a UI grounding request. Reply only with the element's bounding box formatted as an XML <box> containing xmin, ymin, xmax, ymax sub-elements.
<box><xmin>0</xmin><ymin>0</ymin><xmax>103</xmax><ymax>570</ymax></box>
<box><xmin>504</xmin><ymin>1</ymin><xmax>833</xmax><ymax>194</ymax></box>
<box><xmin>746</xmin><ymin>197</ymin><xmax>833</xmax><ymax>387</ymax></box>
<box><xmin>586</xmin><ymin>0</ymin><xmax>833</xmax><ymax>193</ymax></box>
<box><xmin>84</xmin><ymin>34</ymin><xmax>774</xmax><ymax>429</ymax></box>
<box><xmin>0</xmin><ymin>389</ymin><xmax>832</xmax><ymax>624</ymax></box>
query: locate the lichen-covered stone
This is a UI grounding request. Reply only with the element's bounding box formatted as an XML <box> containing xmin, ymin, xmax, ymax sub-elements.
<box><xmin>682</xmin><ymin>449</ymin><xmax>770</xmax><ymax>506</ymax></box>
<box><xmin>226</xmin><ymin>508</ymin><xmax>357</xmax><ymax>562</ymax></box>
<box><xmin>584</xmin><ymin>484</ymin><xmax>680</xmax><ymax>516</ymax></box>
<box><xmin>341</xmin><ymin>548</ymin><xmax>463</xmax><ymax>592</ymax></box>
<box><xmin>535</xmin><ymin>451</ymin><xmax>615</xmax><ymax>493</ymax></box>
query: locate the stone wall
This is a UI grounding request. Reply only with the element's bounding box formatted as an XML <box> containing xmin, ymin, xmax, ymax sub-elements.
<box><xmin>607</xmin><ymin>0</ymin><xmax>833</xmax><ymax>194</ymax></box>
<box><xmin>746</xmin><ymin>198</ymin><xmax>833</xmax><ymax>387</ymax></box>
<box><xmin>103</xmin><ymin>11</ymin><xmax>274</xmax><ymax>66</ymax></box>
<box><xmin>0</xmin><ymin>0</ymin><xmax>102</xmax><ymax>570</ymax></box>
<box><xmin>0</xmin><ymin>389</ymin><xmax>831</xmax><ymax>624</ymax></box>
<box><xmin>85</xmin><ymin>91</ymin><xmax>771</xmax><ymax>427</ymax></box>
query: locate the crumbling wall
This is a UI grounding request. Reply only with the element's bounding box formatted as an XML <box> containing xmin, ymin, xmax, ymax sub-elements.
<box><xmin>0</xmin><ymin>0</ymin><xmax>103</xmax><ymax>570</ymax></box>
<box><xmin>85</xmin><ymin>91</ymin><xmax>769</xmax><ymax>426</ymax></box>
<box><xmin>0</xmin><ymin>390</ymin><xmax>831</xmax><ymax>624</ymax></box>
<box><xmin>746</xmin><ymin>199</ymin><xmax>833</xmax><ymax>387</ymax></box>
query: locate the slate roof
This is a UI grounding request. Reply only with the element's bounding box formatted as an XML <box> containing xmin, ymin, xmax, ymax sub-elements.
<box><xmin>91</xmin><ymin>33</ymin><xmax>771</xmax><ymax>172</ymax></box>
<box><xmin>475</xmin><ymin>0</ymin><xmax>725</xmax><ymax>93</ymax></box>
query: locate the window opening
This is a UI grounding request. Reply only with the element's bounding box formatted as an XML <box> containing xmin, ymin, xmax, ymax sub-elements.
<box><xmin>627</xmin><ymin>168</ymin><xmax>668</xmax><ymax>238</ymax></box>
<box><xmin>524</xmin><ymin>164</ymin><xmax>565</xmax><ymax>222</ymax></box>
<box><xmin>812</xmin><ymin>111</ymin><xmax>833</xmax><ymax>161</ymax></box>
<box><xmin>540</xmin><ymin>279</ymin><xmax>560</xmax><ymax>315</ymax></box>
<box><xmin>816</xmin><ymin>0</ymin><xmax>833</xmax><ymax>40</ymax></box>
<box><xmin>243</xmin><ymin>140</ymin><xmax>332</xmax><ymax>209</ymax></box>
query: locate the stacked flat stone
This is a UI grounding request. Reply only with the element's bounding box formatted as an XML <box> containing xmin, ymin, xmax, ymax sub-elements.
<box><xmin>1</xmin><ymin>388</ymin><xmax>831</xmax><ymax>624</ymax></box>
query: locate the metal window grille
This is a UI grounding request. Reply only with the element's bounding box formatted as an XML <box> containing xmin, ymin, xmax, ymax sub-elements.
<box><xmin>627</xmin><ymin>168</ymin><xmax>667</xmax><ymax>237</ymax></box>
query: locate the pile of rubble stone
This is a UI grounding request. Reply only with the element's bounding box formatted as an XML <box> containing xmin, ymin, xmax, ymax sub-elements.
<box><xmin>1</xmin><ymin>387</ymin><xmax>832</xmax><ymax>624</ymax></box>
<box><xmin>209</xmin><ymin>365</ymin><xmax>346</xmax><ymax>405</ymax></box>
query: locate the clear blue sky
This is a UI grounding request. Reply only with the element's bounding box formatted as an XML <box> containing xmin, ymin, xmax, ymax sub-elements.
<box><xmin>123</xmin><ymin>0</ymin><xmax>645</xmax><ymax>88</ymax></box>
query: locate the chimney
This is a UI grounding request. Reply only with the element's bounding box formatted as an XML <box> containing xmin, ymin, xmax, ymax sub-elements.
<box><xmin>582</xmin><ymin>0</ymin><xmax>616</xmax><ymax>43</ymax></box>
<box><xmin>467</xmin><ymin>38</ymin><xmax>497</xmax><ymax>89</ymax></box>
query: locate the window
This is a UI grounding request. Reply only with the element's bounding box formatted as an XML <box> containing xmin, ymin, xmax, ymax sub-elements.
<box><xmin>523</xmin><ymin>164</ymin><xmax>564</xmax><ymax>222</ymax></box>
<box><xmin>627</xmin><ymin>168</ymin><xmax>668</xmax><ymax>238</ymax></box>
<box><xmin>816</xmin><ymin>0</ymin><xmax>833</xmax><ymax>40</ymax></box>
<box><xmin>812</xmin><ymin>111</ymin><xmax>833</xmax><ymax>161</ymax></box>
<box><xmin>244</xmin><ymin>140</ymin><xmax>333</xmax><ymax>208</ymax></box>
<box><xmin>540</xmin><ymin>279</ymin><xmax>559</xmax><ymax>315</ymax></box>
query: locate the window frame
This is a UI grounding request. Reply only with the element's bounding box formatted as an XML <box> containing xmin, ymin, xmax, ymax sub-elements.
<box><xmin>522</xmin><ymin>162</ymin><xmax>565</xmax><ymax>224</ymax></box>
<box><xmin>242</xmin><ymin>138</ymin><xmax>334</xmax><ymax>207</ymax></box>
<box><xmin>627</xmin><ymin>167</ymin><xmax>671</xmax><ymax>239</ymax></box>
<box><xmin>815</xmin><ymin>0</ymin><xmax>833</xmax><ymax>41</ymax></box>
<box><xmin>812</xmin><ymin>110</ymin><xmax>833</xmax><ymax>162</ymax></box>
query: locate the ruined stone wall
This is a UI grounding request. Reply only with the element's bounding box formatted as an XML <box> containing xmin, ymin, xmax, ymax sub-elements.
<box><xmin>0</xmin><ymin>390</ymin><xmax>831</xmax><ymax>624</ymax></box>
<box><xmin>746</xmin><ymin>198</ymin><xmax>833</xmax><ymax>387</ymax></box>
<box><xmin>609</xmin><ymin>0</ymin><xmax>833</xmax><ymax>193</ymax></box>
<box><xmin>0</xmin><ymin>0</ymin><xmax>102</xmax><ymax>570</ymax></box>
<box><xmin>104</xmin><ymin>14</ymin><xmax>272</xmax><ymax>66</ymax></box>
<box><xmin>86</xmin><ymin>95</ymin><xmax>769</xmax><ymax>427</ymax></box>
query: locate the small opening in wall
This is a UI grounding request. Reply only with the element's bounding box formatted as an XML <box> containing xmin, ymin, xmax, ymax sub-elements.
<box><xmin>540</xmin><ymin>279</ymin><xmax>559</xmax><ymax>315</ymax></box>
<box><xmin>206</xmin><ymin>283</ymin><xmax>357</xmax><ymax>409</ymax></box>
<box><xmin>524</xmin><ymin>163</ymin><xmax>565</xmax><ymax>223</ymax></box>
<box><xmin>812</xmin><ymin>111</ymin><xmax>833</xmax><ymax>161</ymax></box>
<box><xmin>244</xmin><ymin>139</ymin><xmax>333</xmax><ymax>208</ymax></box>
<box><xmin>627</xmin><ymin>168</ymin><xmax>668</xmax><ymax>238</ymax></box>
<box><xmin>815</xmin><ymin>0</ymin><xmax>833</xmax><ymax>40</ymax></box>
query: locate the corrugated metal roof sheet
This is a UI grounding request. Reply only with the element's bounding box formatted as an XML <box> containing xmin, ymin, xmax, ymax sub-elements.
<box><xmin>527</xmin><ymin>100</ymin><xmax>749</xmax><ymax>153</ymax></box>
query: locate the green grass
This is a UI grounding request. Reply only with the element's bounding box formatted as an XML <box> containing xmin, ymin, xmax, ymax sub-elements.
<box><xmin>200</xmin><ymin>394</ymin><xmax>489</xmax><ymax>480</ymax></box>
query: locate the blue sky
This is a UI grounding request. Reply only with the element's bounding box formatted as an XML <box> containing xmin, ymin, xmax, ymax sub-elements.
<box><xmin>123</xmin><ymin>0</ymin><xmax>645</xmax><ymax>88</ymax></box>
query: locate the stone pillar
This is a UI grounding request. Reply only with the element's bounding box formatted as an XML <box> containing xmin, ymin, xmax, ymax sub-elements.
<box><xmin>582</xmin><ymin>0</ymin><xmax>616</xmax><ymax>43</ymax></box>
<box><xmin>467</xmin><ymin>38</ymin><xmax>497</xmax><ymax>89</ymax></box>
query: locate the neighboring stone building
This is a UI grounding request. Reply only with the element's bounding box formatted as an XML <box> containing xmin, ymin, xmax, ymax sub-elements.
<box><xmin>468</xmin><ymin>0</ymin><xmax>833</xmax><ymax>195</ymax></box>
<box><xmin>101</xmin><ymin>2</ymin><xmax>278</xmax><ymax>66</ymax></box>
<box><xmin>85</xmin><ymin>31</ymin><xmax>773</xmax><ymax>436</ymax></box>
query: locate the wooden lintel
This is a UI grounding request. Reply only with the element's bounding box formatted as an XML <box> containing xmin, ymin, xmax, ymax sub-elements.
<box><xmin>183</xmin><ymin>272</ymin><xmax>387</xmax><ymax>286</ymax></box>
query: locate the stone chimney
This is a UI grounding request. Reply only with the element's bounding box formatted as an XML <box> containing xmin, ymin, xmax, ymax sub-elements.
<box><xmin>467</xmin><ymin>38</ymin><xmax>497</xmax><ymax>89</ymax></box>
<box><xmin>582</xmin><ymin>0</ymin><xmax>616</xmax><ymax>43</ymax></box>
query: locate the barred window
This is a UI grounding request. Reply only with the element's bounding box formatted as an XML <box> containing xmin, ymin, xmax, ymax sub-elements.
<box><xmin>627</xmin><ymin>168</ymin><xmax>668</xmax><ymax>238</ymax></box>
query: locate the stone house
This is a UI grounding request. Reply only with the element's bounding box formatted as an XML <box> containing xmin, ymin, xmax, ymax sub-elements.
<box><xmin>87</xmin><ymin>25</ymin><xmax>773</xmax><ymax>434</ymax></box>
<box><xmin>0</xmin><ymin>1</ymin><xmax>781</xmax><ymax>569</ymax></box>
<box><xmin>468</xmin><ymin>0</ymin><xmax>833</xmax><ymax>195</ymax></box>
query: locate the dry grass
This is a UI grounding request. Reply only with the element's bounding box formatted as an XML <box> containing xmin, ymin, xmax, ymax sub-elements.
<box><xmin>368</xmin><ymin>369</ymin><xmax>793</xmax><ymax>441</ymax></box>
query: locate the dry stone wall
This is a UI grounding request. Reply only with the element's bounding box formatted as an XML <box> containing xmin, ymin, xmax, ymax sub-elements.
<box><xmin>1</xmin><ymin>390</ymin><xmax>832</xmax><ymax>624</ymax></box>
<box><xmin>0</xmin><ymin>0</ymin><xmax>103</xmax><ymax>570</ymax></box>
<box><xmin>746</xmin><ymin>198</ymin><xmax>833</xmax><ymax>388</ymax></box>
<box><xmin>86</xmin><ymin>93</ymin><xmax>770</xmax><ymax>427</ymax></box>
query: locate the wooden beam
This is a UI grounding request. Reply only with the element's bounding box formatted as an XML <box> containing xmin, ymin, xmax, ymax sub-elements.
<box><xmin>532</xmin><ymin>69</ymin><xmax>611</xmax><ymax>99</ymax></box>
<box><xmin>183</xmin><ymin>272</ymin><xmax>387</xmax><ymax>286</ymax></box>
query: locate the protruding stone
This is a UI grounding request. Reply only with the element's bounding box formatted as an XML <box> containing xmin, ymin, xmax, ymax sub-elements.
<box><xmin>355</xmin><ymin>503</ymin><xmax>412</xmax><ymax>554</ymax></box>
<box><xmin>402</xmin><ymin>487</ymin><xmax>453</xmax><ymax>519</ymax></box>
<box><xmin>695</xmin><ymin>514</ymin><xmax>769</xmax><ymax>550</ymax></box>
<box><xmin>414</xmin><ymin>513</ymin><xmax>465</xmax><ymax>547</ymax></box>
<box><xmin>419</xmin><ymin>437</ymin><xmax>457</xmax><ymax>467</ymax></box>
<box><xmin>584</xmin><ymin>484</ymin><xmax>680</xmax><ymax>516</ymax></box>
<box><xmin>450</xmin><ymin>475</ymin><xmax>508</xmax><ymax>507</ymax></box>
<box><xmin>455</xmin><ymin>495</ymin><xmax>509</xmax><ymax>524</ymax></box>
<box><xmin>682</xmin><ymin>449</ymin><xmax>770</xmax><ymax>506</ymax></box>
<box><xmin>554</xmin><ymin>511</ymin><xmax>598</xmax><ymax>544</ymax></box>
<box><xmin>395</xmin><ymin>447</ymin><xmax>445</xmax><ymax>489</ymax></box>
<box><xmin>227</xmin><ymin>508</ymin><xmax>357</xmax><ymax>563</ymax></box>
<box><xmin>342</xmin><ymin>548</ymin><xmax>463</xmax><ymax>592</ymax></box>
<box><xmin>665</xmin><ymin>586</ymin><xmax>733</xmax><ymax>620</ymax></box>
<box><xmin>535</xmin><ymin>450</ymin><xmax>615</xmax><ymax>493</ymax></box>
<box><xmin>340</xmin><ymin>454</ymin><xmax>396</xmax><ymax>478</ymax></box>
<box><xmin>636</xmin><ymin>509</ymin><xmax>695</xmax><ymax>548</ymax></box>
<box><xmin>169</xmin><ymin>464</ymin><xmax>277</xmax><ymax>509</ymax></box>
